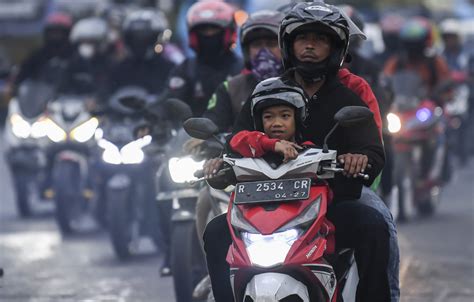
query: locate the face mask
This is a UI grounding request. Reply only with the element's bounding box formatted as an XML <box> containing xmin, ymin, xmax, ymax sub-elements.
<box><xmin>250</xmin><ymin>48</ymin><xmax>283</xmax><ymax>82</ymax></box>
<box><xmin>196</xmin><ymin>31</ymin><xmax>226</xmax><ymax>62</ymax></box>
<box><xmin>291</xmin><ymin>57</ymin><xmax>329</xmax><ymax>83</ymax></box>
<box><xmin>78</xmin><ymin>43</ymin><xmax>95</xmax><ymax>59</ymax></box>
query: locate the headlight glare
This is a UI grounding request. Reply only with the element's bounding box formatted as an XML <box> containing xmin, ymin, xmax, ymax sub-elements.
<box><xmin>43</xmin><ymin>118</ymin><xmax>67</xmax><ymax>142</ymax></box>
<box><xmin>243</xmin><ymin>228</ymin><xmax>302</xmax><ymax>268</ymax></box>
<box><xmin>10</xmin><ymin>114</ymin><xmax>31</xmax><ymax>138</ymax></box>
<box><xmin>71</xmin><ymin>117</ymin><xmax>99</xmax><ymax>143</ymax></box>
<box><xmin>168</xmin><ymin>156</ymin><xmax>204</xmax><ymax>183</ymax></box>
<box><xmin>99</xmin><ymin>135</ymin><xmax>152</xmax><ymax>165</ymax></box>
<box><xmin>387</xmin><ymin>113</ymin><xmax>402</xmax><ymax>133</ymax></box>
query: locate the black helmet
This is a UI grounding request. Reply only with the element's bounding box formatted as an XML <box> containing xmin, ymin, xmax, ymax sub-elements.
<box><xmin>240</xmin><ymin>10</ymin><xmax>284</xmax><ymax>68</ymax></box>
<box><xmin>250</xmin><ymin>77</ymin><xmax>308</xmax><ymax>131</ymax></box>
<box><xmin>279</xmin><ymin>2</ymin><xmax>364</xmax><ymax>74</ymax></box>
<box><xmin>123</xmin><ymin>9</ymin><xmax>171</xmax><ymax>58</ymax></box>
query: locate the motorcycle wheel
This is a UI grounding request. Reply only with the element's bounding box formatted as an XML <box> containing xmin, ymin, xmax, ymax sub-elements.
<box><xmin>171</xmin><ymin>221</ymin><xmax>207</xmax><ymax>302</ymax></box>
<box><xmin>13</xmin><ymin>171</ymin><xmax>35</xmax><ymax>217</ymax></box>
<box><xmin>53</xmin><ymin>161</ymin><xmax>82</xmax><ymax>234</ymax></box>
<box><xmin>108</xmin><ymin>186</ymin><xmax>136</xmax><ymax>260</ymax></box>
<box><xmin>417</xmin><ymin>186</ymin><xmax>441</xmax><ymax>216</ymax></box>
<box><xmin>394</xmin><ymin>155</ymin><xmax>416</xmax><ymax>222</ymax></box>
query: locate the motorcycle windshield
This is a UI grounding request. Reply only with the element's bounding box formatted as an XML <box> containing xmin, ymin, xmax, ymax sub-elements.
<box><xmin>17</xmin><ymin>80</ymin><xmax>54</xmax><ymax>119</ymax></box>
<box><xmin>390</xmin><ymin>71</ymin><xmax>426</xmax><ymax>111</ymax></box>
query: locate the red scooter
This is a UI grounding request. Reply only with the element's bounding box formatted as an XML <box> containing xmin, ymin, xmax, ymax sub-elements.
<box><xmin>386</xmin><ymin>71</ymin><xmax>446</xmax><ymax>220</ymax></box>
<box><xmin>184</xmin><ymin>106</ymin><xmax>373</xmax><ymax>301</ymax></box>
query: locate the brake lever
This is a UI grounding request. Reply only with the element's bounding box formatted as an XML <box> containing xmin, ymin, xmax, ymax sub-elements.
<box><xmin>321</xmin><ymin>167</ymin><xmax>370</xmax><ymax>180</ymax></box>
<box><xmin>189</xmin><ymin>167</ymin><xmax>232</xmax><ymax>185</ymax></box>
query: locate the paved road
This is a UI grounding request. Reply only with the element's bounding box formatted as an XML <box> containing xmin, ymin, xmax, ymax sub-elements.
<box><xmin>1</xmin><ymin>128</ymin><xmax>473</xmax><ymax>301</ymax></box>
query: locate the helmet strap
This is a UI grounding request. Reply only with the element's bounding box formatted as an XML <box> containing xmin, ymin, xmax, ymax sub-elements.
<box><xmin>291</xmin><ymin>57</ymin><xmax>329</xmax><ymax>84</ymax></box>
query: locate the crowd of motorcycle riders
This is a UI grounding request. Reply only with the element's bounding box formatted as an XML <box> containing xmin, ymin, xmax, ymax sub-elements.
<box><xmin>1</xmin><ymin>0</ymin><xmax>474</xmax><ymax>301</ymax></box>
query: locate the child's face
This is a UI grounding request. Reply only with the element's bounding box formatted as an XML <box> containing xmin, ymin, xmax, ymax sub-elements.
<box><xmin>262</xmin><ymin>105</ymin><xmax>296</xmax><ymax>141</ymax></box>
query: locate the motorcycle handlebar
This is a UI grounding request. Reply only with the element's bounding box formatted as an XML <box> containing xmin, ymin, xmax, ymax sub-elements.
<box><xmin>322</xmin><ymin>165</ymin><xmax>370</xmax><ymax>180</ymax></box>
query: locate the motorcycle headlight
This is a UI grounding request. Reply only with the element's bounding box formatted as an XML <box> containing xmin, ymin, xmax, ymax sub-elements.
<box><xmin>30</xmin><ymin>117</ymin><xmax>51</xmax><ymax>138</ymax></box>
<box><xmin>120</xmin><ymin>135</ymin><xmax>152</xmax><ymax>164</ymax></box>
<box><xmin>99</xmin><ymin>135</ymin><xmax>152</xmax><ymax>165</ymax></box>
<box><xmin>43</xmin><ymin>118</ymin><xmax>67</xmax><ymax>142</ymax></box>
<box><xmin>70</xmin><ymin>117</ymin><xmax>99</xmax><ymax>143</ymax></box>
<box><xmin>242</xmin><ymin>228</ymin><xmax>302</xmax><ymax>268</ymax></box>
<box><xmin>99</xmin><ymin>139</ymin><xmax>121</xmax><ymax>165</ymax></box>
<box><xmin>387</xmin><ymin>113</ymin><xmax>402</xmax><ymax>133</ymax></box>
<box><xmin>10</xmin><ymin>114</ymin><xmax>31</xmax><ymax>138</ymax></box>
<box><xmin>168</xmin><ymin>156</ymin><xmax>205</xmax><ymax>183</ymax></box>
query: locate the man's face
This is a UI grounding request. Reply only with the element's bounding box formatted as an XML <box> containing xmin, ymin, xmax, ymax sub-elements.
<box><xmin>249</xmin><ymin>37</ymin><xmax>281</xmax><ymax>60</ymax></box>
<box><xmin>292</xmin><ymin>31</ymin><xmax>331</xmax><ymax>63</ymax></box>
<box><xmin>262</xmin><ymin>105</ymin><xmax>296</xmax><ymax>141</ymax></box>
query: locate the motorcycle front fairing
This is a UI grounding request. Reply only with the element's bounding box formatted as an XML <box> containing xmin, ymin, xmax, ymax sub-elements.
<box><xmin>224</xmin><ymin>148</ymin><xmax>341</xmax><ymax>301</ymax></box>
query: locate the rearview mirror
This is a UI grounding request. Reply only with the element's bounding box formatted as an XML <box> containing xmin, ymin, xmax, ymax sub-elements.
<box><xmin>183</xmin><ymin>118</ymin><xmax>219</xmax><ymax>140</ymax></box>
<box><xmin>334</xmin><ymin>106</ymin><xmax>373</xmax><ymax>127</ymax></box>
<box><xmin>162</xmin><ymin>98</ymin><xmax>193</xmax><ymax>122</ymax></box>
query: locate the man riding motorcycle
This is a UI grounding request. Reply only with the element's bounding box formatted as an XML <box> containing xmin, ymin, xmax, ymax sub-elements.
<box><xmin>151</xmin><ymin>0</ymin><xmax>243</xmax><ymax>277</ymax></box>
<box><xmin>13</xmin><ymin>12</ymin><xmax>73</xmax><ymax>93</ymax></box>
<box><xmin>157</xmin><ymin>0</ymin><xmax>243</xmax><ymax>118</ymax></box>
<box><xmin>383</xmin><ymin>17</ymin><xmax>451</xmax><ymax>97</ymax></box>
<box><xmin>106</xmin><ymin>9</ymin><xmax>177</xmax><ymax>96</ymax></box>
<box><xmin>203</xmin><ymin>10</ymin><xmax>285</xmax><ymax>132</ymax></box>
<box><xmin>203</xmin><ymin>3</ymin><xmax>399</xmax><ymax>301</ymax></box>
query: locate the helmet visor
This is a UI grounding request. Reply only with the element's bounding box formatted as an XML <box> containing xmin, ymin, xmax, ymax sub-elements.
<box><xmin>339</xmin><ymin>8</ymin><xmax>366</xmax><ymax>40</ymax></box>
<box><xmin>252</xmin><ymin>90</ymin><xmax>306</xmax><ymax>112</ymax></box>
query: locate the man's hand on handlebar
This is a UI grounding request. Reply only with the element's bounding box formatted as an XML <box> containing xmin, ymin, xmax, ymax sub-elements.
<box><xmin>337</xmin><ymin>153</ymin><xmax>369</xmax><ymax>178</ymax></box>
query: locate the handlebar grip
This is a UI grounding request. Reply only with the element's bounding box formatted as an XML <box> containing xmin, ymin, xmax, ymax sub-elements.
<box><xmin>194</xmin><ymin>170</ymin><xmax>205</xmax><ymax>179</ymax></box>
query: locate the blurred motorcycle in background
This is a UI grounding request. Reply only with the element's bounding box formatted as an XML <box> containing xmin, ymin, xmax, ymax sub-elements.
<box><xmin>45</xmin><ymin>93</ymin><xmax>99</xmax><ymax>234</ymax></box>
<box><xmin>386</xmin><ymin>70</ymin><xmax>447</xmax><ymax>221</ymax></box>
<box><xmin>4</xmin><ymin>80</ymin><xmax>53</xmax><ymax>217</ymax></box>
<box><xmin>97</xmin><ymin>87</ymin><xmax>163</xmax><ymax>259</ymax></box>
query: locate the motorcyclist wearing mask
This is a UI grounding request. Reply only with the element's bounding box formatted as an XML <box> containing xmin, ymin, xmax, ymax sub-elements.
<box><xmin>203</xmin><ymin>3</ymin><xmax>399</xmax><ymax>302</ymax></box>
<box><xmin>160</xmin><ymin>0</ymin><xmax>243</xmax><ymax>117</ymax></box>
<box><xmin>13</xmin><ymin>12</ymin><xmax>73</xmax><ymax>92</ymax></box>
<box><xmin>58</xmin><ymin>17</ymin><xmax>115</xmax><ymax>105</ymax></box>
<box><xmin>106</xmin><ymin>9</ymin><xmax>177</xmax><ymax>96</ymax></box>
<box><xmin>203</xmin><ymin>10</ymin><xmax>285</xmax><ymax>132</ymax></box>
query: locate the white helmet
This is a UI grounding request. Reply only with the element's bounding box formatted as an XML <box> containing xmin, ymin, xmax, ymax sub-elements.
<box><xmin>440</xmin><ymin>18</ymin><xmax>462</xmax><ymax>37</ymax></box>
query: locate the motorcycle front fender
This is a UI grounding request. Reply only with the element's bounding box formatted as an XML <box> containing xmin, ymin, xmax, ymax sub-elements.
<box><xmin>171</xmin><ymin>209</ymin><xmax>196</xmax><ymax>222</ymax></box>
<box><xmin>108</xmin><ymin>173</ymin><xmax>132</xmax><ymax>191</ymax></box>
<box><xmin>243</xmin><ymin>273</ymin><xmax>310</xmax><ymax>302</ymax></box>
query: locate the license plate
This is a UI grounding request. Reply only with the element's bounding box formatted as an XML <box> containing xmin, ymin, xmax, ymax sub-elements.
<box><xmin>234</xmin><ymin>178</ymin><xmax>311</xmax><ymax>204</ymax></box>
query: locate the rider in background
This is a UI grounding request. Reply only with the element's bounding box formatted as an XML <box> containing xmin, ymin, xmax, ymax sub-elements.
<box><xmin>154</xmin><ymin>0</ymin><xmax>243</xmax><ymax>277</ymax></box>
<box><xmin>439</xmin><ymin>18</ymin><xmax>470</xmax><ymax>72</ymax></box>
<box><xmin>376</xmin><ymin>13</ymin><xmax>405</xmax><ymax>67</ymax></box>
<box><xmin>158</xmin><ymin>0</ymin><xmax>243</xmax><ymax>117</ymax></box>
<box><xmin>203</xmin><ymin>10</ymin><xmax>284</xmax><ymax>132</ymax></box>
<box><xmin>13</xmin><ymin>12</ymin><xmax>73</xmax><ymax>94</ymax></box>
<box><xmin>57</xmin><ymin>17</ymin><xmax>115</xmax><ymax>107</ymax></box>
<box><xmin>106</xmin><ymin>9</ymin><xmax>177</xmax><ymax>96</ymax></box>
<box><xmin>383</xmin><ymin>17</ymin><xmax>451</xmax><ymax>98</ymax></box>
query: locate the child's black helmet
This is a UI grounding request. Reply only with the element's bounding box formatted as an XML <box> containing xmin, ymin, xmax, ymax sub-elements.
<box><xmin>250</xmin><ymin>77</ymin><xmax>308</xmax><ymax>131</ymax></box>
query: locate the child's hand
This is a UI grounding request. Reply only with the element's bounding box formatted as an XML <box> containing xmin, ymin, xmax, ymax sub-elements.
<box><xmin>274</xmin><ymin>141</ymin><xmax>303</xmax><ymax>163</ymax></box>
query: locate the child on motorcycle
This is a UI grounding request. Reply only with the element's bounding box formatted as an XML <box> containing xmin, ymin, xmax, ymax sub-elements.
<box><xmin>228</xmin><ymin>77</ymin><xmax>311</xmax><ymax>163</ymax></box>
